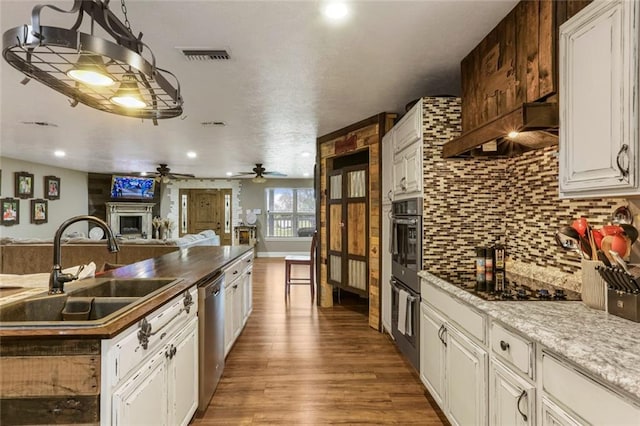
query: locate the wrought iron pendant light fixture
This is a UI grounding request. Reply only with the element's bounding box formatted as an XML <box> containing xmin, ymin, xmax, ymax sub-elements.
<box><xmin>2</xmin><ymin>0</ymin><xmax>183</xmax><ymax>123</ymax></box>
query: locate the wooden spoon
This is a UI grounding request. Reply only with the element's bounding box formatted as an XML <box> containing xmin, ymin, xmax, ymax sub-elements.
<box><xmin>601</xmin><ymin>235</ymin><xmax>616</xmax><ymax>265</ymax></box>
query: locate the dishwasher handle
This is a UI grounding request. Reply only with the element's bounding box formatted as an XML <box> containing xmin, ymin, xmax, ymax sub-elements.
<box><xmin>200</xmin><ymin>273</ymin><xmax>225</xmax><ymax>297</ymax></box>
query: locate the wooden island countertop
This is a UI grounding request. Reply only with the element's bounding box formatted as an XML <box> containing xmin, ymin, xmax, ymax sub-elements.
<box><xmin>0</xmin><ymin>245</ymin><xmax>253</xmax><ymax>339</ymax></box>
<box><xmin>0</xmin><ymin>245</ymin><xmax>253</xmax><ymax>425</ymax></box>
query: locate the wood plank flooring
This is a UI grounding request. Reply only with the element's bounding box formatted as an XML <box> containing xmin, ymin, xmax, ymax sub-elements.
<box><xmin>193</xmin><ymin>258</ymin><xmax>447</xmax><ymax>425</ymax></box>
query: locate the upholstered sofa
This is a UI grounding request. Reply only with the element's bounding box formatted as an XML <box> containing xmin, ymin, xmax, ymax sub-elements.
<box><xmin>0</xmin><ymin>230</ymin><xmax>220</xmax><ymax>275</ymax></box>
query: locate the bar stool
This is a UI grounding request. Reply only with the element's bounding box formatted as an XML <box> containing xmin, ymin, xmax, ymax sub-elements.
<box><xmin>284</xmin><ymin>231</ymin><xmax>317</xmax><ymax>298</ymax></box>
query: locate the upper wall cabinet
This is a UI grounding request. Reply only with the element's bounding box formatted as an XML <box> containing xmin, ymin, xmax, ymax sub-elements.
<box><xmin>559</xmin><ymin>0</ymin><xmax>640</xmax><ymax>198</ymax></box>
<box><xmin>391</xmin><ymin>100</ymin><xmax>423</xmax><ymax>200</ymax></box>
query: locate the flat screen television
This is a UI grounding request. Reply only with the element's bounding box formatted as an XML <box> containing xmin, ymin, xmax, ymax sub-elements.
<box><xmin>111</xmin><ymin>175</ymin><xmax>156</xmax><ymax>200</ymax></box>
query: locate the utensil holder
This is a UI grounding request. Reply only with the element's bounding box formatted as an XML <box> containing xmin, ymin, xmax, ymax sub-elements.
<box><xmin>581</xmin><ymin>259</ymin><xmax>607</xmax><ymax>310</ymax></box>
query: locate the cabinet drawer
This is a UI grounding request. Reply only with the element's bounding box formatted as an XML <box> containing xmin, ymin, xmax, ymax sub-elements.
<box><xmin>393</xmin><ymin>100</ymin><xmax>422</xmax><ymax>154</ymax></box>
<box><xmin>421</xmin><ymin>281</ymin><xmax>486</xmax><ymax>344</ymax></box>
<box><xmin>541</xmin><ymin>351</ymin><xmax>640</xmax><ymax>424</ymax></box>
<box><xmin>240</xmin><ymin>251</ymin><xmax>253</xmax><ymax>271</ymax></box>
<box><xmin>490</xmin><ymin>321</ymin><xmax>533</xmax><ymax>379</ymax></box>
<box><xmin>225</xmin><ymin>259</ymin><xmax>244</xmax><ymax>282</ymax></box>
<box><xmin>112</xmin><ymin>287</ymin><xmax>197</xmax><ymax>384</ymax></box>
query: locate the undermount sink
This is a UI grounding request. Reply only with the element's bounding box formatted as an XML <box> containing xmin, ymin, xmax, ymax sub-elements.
<box><xmin>0</xmin><ymin>278</ymin><xmax>179</xmax><ymax>325</ymax></box>
<box><xmin>69</xmin><ymin>278</ymin><xmax>177</xmax><ymax>298</ymax></box>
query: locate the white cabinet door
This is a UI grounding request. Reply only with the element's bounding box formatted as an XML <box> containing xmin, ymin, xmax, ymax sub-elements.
<box><xmin>559</xmin><ymin>0</ymin><xmax>640</xmax><ymax>197</ymax></box>
<box><xmin>381</xmin><ymin>204</ymin><xmax>392</xmax><ymax>334</ymax></box>
<box><xmin>242</xmin><ymin>267</ymin><xmax>253</xmax><ymax>324</ymax></box>
<box><xmin>404</xmin><ymin>143</ymin><xmax>423</xmax><ymax>195</ymax></box>
<box><xmin>419</xmin><ymin>302</ymin><xmax>446</xmax><ymax>407</ymax></box>
<box><xmin>540</xmin><ymin>397</ymin><xmax>584</xmax><ymax>426</ymax></box>
<box><xmin>224</xmin><ymin>284</ymin><xmax>234</xmax><ymax>357</ymax></box>
<box><xmin>232</xmin><ymin>280</ymin><xmax>243</xmax><ymax>339</ymax></box>
<box><xmin>489</xmin><ymin>360</ymin><xmax>534</xmax><ymax>426</ymax></box>
<box><xmin>169</xmin><ymin>319</ymin><xmax>198</xmax><ymax>426</ymax></box>
<box><xmin>392</xmin><ymin>154</ymin><xmax>406</xmax><ymax>196</ymax></box>
<box><xmin>393</xmin><ymin>100</ymin><xmax>422</xmax><ymax>154</ymax></box>
<box><xmin>382</xmin><ymin>132</ymin><xmax>394</xmax><ymax>205</ymax></box>
<box><xmin>445</xmin><ymin>326</ymin><xmax>488</xmax><ymax>426</ymax></box>
<box><xmin>112</xmin><ymin>347</ymin><xmax>168</xmax><ymax>426</ymax></box>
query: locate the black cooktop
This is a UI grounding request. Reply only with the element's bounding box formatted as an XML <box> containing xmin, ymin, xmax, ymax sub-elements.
<box><xmin>456</xmin><ymin>280</ymin><xmax>581</xmax><ymax>302</ymax></box>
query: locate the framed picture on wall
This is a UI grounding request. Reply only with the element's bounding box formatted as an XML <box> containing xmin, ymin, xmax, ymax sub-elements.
<box><xmin>44</xmin><ymin>175</ymin><xmax>60</xmax><ymax>200</ymax></box>
<box><xmin>14</xmin><ymin>171</ymin><xmax>34</xmax><ymax>199</ymax></box>
<box><xmin>31</xmin><ymin>199</ymin><xmax>47</xmax><ymax>224</ymax></box>
<box><xmin>1</xmin><ymin>198</ymin><xmax>20</xmax><ymax>225</ymax></box>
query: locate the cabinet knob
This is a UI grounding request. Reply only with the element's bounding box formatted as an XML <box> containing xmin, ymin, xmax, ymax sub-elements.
<box><xmin>500</xmin><ymin>340</ymin><xmax>510</xmax><ymax>351</ymax></box>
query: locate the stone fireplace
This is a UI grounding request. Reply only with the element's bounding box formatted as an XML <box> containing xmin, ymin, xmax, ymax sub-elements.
<box><xmin>106</xmin><ymin>202</ymin><xmax>154</xmax><ymax>238</ymax></box>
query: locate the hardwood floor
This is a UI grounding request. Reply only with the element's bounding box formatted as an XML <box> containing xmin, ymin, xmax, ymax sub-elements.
<box><xmin>193</xmin><ymin>258</ymin><xmax>447</xmax><ymax>425</ymax></box>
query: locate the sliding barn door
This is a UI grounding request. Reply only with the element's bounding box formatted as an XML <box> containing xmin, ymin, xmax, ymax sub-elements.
<box><xmin>327</xmin><ymin>165</ymin><xmax>368</xmax><ymax>296</ymax></box>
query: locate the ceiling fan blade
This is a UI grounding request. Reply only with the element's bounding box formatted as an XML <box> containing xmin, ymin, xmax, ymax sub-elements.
<box><xmin>231</xmin><ymin>172</ymin><xmax>255</xmax><ymax>177</ymax></box>
<box><xmin>263</xmin><ymin>171</ymin><xmax>287</xmax><ymax>177</ymax></box>
<box><xmin>169</xmin><ymin>172</ymin><xmax>195</xmax><ymax>178</ymax></box>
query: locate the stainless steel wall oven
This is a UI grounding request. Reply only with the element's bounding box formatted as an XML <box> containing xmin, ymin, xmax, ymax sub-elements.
<box><xmin>390</xmin><ymin>197</ymin><xmax>422</xmax><ymax>371</ymax></box>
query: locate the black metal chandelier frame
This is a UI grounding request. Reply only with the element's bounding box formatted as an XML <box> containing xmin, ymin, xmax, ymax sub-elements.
<box><xmin>2</xmin><ymin>0</ymin><xmax>183</xmax><ymax>123</ymax></box>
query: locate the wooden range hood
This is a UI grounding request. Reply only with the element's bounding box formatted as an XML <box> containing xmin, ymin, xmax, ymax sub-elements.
<box><xmin>441</xmin><ymin>0</ymin><xmax>591</xmax><ymax>159</ymax></box>
<box><xmin>442</xmin><ymin>102</ymin><xmax>559</xmax><ymax>158</ymax></box>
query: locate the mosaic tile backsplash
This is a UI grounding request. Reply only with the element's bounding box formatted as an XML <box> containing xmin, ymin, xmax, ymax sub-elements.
<box><xmin>420</xmin><ymin>97</ymin><xmax>626</xmax><ymax>291</ymax></box>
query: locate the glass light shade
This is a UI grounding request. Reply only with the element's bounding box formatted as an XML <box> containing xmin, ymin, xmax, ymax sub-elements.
<box><xmin>252</xmin><ymin>176</ymin><xmax>267</xmax><ymax>183</ymax></box>
<box><xmin>110</xmin><ymin>74</ymin><xmax>146</xmax><ymax>109</ymax></box>
<box><xmin>67</xmin><ymin>55</ymin><xmax>114</xmax><ymax>86</ymax></box>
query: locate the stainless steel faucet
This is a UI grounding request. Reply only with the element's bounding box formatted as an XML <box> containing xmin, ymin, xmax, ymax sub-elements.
<box><xmin>49</xmin><ymin>215</ymin><xmax>119</xmax><ymax>294</ymax></box>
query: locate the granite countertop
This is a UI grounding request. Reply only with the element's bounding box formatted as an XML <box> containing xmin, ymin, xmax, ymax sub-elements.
<box><xmin>419</xmin><ymin>270</ymin><xmax>640</xmax><ymax>403</ymax></box>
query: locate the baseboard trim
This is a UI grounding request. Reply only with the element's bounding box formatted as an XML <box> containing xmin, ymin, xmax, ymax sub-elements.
<box><xmin>257</xmin><ymin>251</ymin><xmax>307</xmax><ymax>258</ymax></box>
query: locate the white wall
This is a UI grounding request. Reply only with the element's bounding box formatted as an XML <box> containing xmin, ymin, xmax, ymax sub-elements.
<box><xmin>239</xmin><ymin>178</ymin><xmax>314</xmax><ymax>256</ymax></box>
<box><xmin>0</xmin><ymin>157</ymin><xmax>88</xmax><ymax>238</ymax></box>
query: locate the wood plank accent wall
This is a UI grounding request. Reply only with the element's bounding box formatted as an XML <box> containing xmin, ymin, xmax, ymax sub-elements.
<box><xmin>316</xmin><ymin>113</ymin><xmax>396</xmax><ymax>330</ymax></box>
<box><xmin>0</xmin><ymin>338</ymin><xmax>101</xmax><ymax>425</ymax></box>
<box><xmin>460</xmin><ymin>0</ymin><xmax>592</xmax><ymax>133</ymax></box>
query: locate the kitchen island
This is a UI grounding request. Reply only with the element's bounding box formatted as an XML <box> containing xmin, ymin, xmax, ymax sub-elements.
<box><xmin>419</xmin><ymin>270</ymin><xmax>640</xmax><ymax>425</ymax></box>
<box><xmin>0</xmin><ymin>245</ymin><xmax>252</xmax><ymax>425</ymax></box>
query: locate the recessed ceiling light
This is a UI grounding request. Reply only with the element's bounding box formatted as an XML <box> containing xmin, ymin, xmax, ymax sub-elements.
<box><xmin>187</xmin><ymin>151</ymin><xmax>197</xmax><ymax>158</ymax></box>
<box><xmin>226</xmin><ymin>172</ymin><xmax>233</xmax><ymax>177</ymax></box>
<box><xmin>54</xmin><ymin>150</ymin><xmax>65</xmax><ymax>157</ymax></box>
<box><xmin>303</xmin><ymin>172</ymin><xmax>310</xmax><ymax>177</ymax></box>
<box><xmin>140</xmin><ymin>171</ymin><xmax>148</xmax><ymax>176</ymax></box>
<box><xmin>508</xmin><ymin>130</ymin><xmax>519</xmax><ymax>138</ymax></box>
<box><xmin>323</xmin><ymin>2</ymin><xmax>349</xmax><ymax>20</ymax></box>
<box><xmin>301</xmin><ymin>151</ymin><xmax>311</xmax><ymax>157</ymax></box>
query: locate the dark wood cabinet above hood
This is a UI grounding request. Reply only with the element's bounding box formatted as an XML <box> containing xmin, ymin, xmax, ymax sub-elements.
<box><xmin>443</xmin><ymin>0</ymin><xmax>592</xmax><ymax>158</ymax></box>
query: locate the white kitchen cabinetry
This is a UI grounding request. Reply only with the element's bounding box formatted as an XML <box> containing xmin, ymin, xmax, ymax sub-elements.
<box><xmin>382</xmin><ymin>131</ymin><xmax>394</xmax><ymax>206</ymax></box>
<box><xmin>419</xmin><ymin>299</ymin><xmax>487</xmax><ymax>426</ymax></box>
<box><xmin>540</xmin><ymin>350</ymin><xmax>640</xmax><ymax>424</ymax></box>
<box><xmin>489</xmin><ymin>359</ymin><xmax>535</xmax><ymax>426</ymax></box>
<box><xmin>381</xmin><ymin>203</ymin><xmax>392</xmax><ymax>335</ymax></box>
<box><xmin>540</xmin><ymin>397</ymin><xmax>584</xmax><ymax>426</ymax></box>
<box><xmin>391</xmin><ymin>99</ymin><xmax>423</xmax><ymax>200</ymax></box>
<box><xmin>224</xmin><ymin>250</ymin><xmax>254</xmax><ymax>356</ymax></box>
<box><xmin>559</xmin><ymin>0</ymin><xmax>640</xmax><ymax>198</ymax></box>
<box><xmin>102</xmin><ymin>287</ymin><xmax>199</xmax><ymax>426</ymax></box>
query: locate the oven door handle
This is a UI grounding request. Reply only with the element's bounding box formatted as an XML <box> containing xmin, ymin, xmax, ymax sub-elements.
<box><xmin>389</xmin><ymin>279</ymin><xmax>417</xmax><ymax>303</ymax></box>
<box><xmin>392</xmin><ymin>218</ymin><xmax>418</xmax><ymax>226</ymax></box>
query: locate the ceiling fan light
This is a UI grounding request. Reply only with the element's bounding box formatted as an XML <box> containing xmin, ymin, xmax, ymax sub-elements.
<box><xmin>66</xmin><ymin>54</ymin><xmax>115</xmax><ymax>87</ymax></box>
<box><xmin>252</xmin><ymin>176</ymin><xmax>267</xmax><ymax>183</ymax></box>
<box><xmin>110</xmin><ymin>73</ymin><xmax>146</xmax><ymax>109</ymax></box>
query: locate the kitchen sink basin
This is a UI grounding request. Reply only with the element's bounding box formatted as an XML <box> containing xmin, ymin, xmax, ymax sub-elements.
<box><xmin>69</xmin><ymin>278</ymin><xmax>177</xmax><ymax>298</ymax></box>
<box><xmin>0</xmin><ymin>277</ymin><xmax>179</xmax><ymax>326</ymax></box>
<box><xmin>0</xmin><ymin>294</ymin><xmax>138</xmax><ymax>323</ymax></box>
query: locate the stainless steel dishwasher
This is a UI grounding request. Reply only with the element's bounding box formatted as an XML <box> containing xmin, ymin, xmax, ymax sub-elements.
<box><xmin>197</xmin><ymin>272</ymin><xmax>225</xmax><ymax>413</ymax></box>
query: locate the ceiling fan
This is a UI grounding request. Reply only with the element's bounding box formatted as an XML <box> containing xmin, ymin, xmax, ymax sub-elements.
<box><xmin>145</xmin><ymin>163</ymin><xmax>195</xmax><ymax>182</ymax></box>
<box><xmin>233</xmin><ymin>163</ymin><xmax>287</xmax><ymax>183</ymax></box>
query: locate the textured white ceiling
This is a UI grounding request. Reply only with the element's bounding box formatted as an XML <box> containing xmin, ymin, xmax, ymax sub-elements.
<box><xmin>0</xmin><ymin>0</ymin><xmax>518</xmax><ymax>179</ymax></box>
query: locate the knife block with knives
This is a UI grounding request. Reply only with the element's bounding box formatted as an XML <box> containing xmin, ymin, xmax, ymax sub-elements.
<box><xmin>596</xmin><ymin>266</ymin><xmax>640</xmax><ymax>323</ymax></box>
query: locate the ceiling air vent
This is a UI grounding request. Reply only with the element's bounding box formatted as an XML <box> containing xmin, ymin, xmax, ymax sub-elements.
<box><xmin>180</xmin><ymin>49</ymin><xmax>230</xmax><ymax>61</ymax></box>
